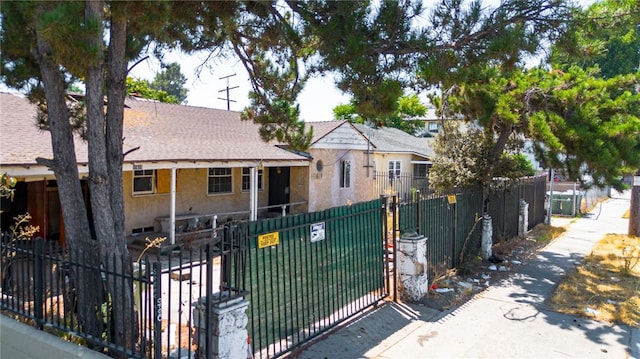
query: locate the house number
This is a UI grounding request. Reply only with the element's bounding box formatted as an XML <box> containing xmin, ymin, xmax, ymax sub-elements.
<box><xmin>156</xmin><ymin>298</ymin><xmax>162</xmax><ymax>322</ymax></box>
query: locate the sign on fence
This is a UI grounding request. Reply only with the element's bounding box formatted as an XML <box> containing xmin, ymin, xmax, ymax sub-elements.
<box><xmin>258</xmin><ymin>231</ymin><xmax>280</xmax><ymax>248</ymax></box>
<box><xmin>310</xmin><ymin>222</ymin><xmax>326</xmax><ymax>243</ymax></box>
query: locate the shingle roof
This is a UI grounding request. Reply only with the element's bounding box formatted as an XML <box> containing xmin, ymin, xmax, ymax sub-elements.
<box><xmin>353</xmin><ymin>123</ymin><xmax>434</xmax><ymax>159</ymax></box>
<box><xmin>121</xmin><ymin>97</ymin><xmax>308</xmax><ymax>163</ymax></box>
<box><xmin>0</xmin><ymin>93</ymin><xmax>309</xmax><ymax>167</ymax></box>
<box><xmin>0</xmin><ymin>92</ymin><xmax>90</xmax><ymax>166</ymax></box>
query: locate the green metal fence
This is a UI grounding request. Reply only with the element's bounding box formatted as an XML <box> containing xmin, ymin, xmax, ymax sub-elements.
<box><xmin>239</xmin><ymin>199</ymin><xmax>388</xmax><ymax>358</ymax></box>
<box><xmin>397</xmin><ymin>189</ymin><xmax>484</xmax><ymax>275</ymax></box>
<box><xmin>396</xmin><ymin>176</ymin><xmax>546</xmax><ymax>278</ymax></box>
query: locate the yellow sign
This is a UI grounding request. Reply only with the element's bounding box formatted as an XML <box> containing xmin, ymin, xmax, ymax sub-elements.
<box><xmin>447</xmin><ymin>195</ymin><xmax>457</xmax><ymax>204</ymax></box>
<box><xmin>258</xmin><ymin>231</ymin><xmax>279</xmax><ymax>249</ymax></box>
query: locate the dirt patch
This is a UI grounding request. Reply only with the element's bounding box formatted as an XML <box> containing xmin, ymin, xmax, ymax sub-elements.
<box><xmin>421</xmin><ymin>224</ymin><xmax>564</xmax><ymax>311</ymax></box>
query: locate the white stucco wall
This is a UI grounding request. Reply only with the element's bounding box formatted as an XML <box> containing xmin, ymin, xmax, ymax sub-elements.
<box><xmin>307</xmin><ymin>148</ymin><xmax>376</xmax><ymax>212</ymax></box>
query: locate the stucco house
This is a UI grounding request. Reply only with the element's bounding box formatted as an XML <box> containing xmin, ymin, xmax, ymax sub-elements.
<box><xmin>305</xmin><ymin>120</ymin><xmax>375</xmax><ymax>211</ymax></box>
<box><xmin>304</xmin><ymin>120</ymin><xmax>434</xmax><ymax>210</ymax></box>
<box><xmin>1</xmin><ymin>93</ymin><xmax>435</xmax><ymax>246</ymax></box>
<box><xmin>0</xmin><ymin>92</ymin><xmax>310</xmax><ymax>245</ymax></box>
<box><xmin>353</xmin><ymin>124</ymin><xmax>434</xmax><ymax>200</ymax></box>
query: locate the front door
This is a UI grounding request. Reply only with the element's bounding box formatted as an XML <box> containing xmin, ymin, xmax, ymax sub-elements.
<box><xmin>268</xmin><ymin>167</ymin><xmax>290</xmax><ymax>213</ymax></box>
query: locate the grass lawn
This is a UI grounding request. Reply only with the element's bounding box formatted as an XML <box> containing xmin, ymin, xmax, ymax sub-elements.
<box><xmin>549</xmin><ymin>234</ymin><xmax>640</xmax><ymax>327</ymax></box>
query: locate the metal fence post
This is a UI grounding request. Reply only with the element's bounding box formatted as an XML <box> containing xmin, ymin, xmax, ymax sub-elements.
<box><xmin>380</xmin><ymin>195</ymin><xmax>390</xmax><ymax>298</ymax></box>
<box><xmin>33</xmin><ymin>237</ymin><xmax>44</xmax><ymax>330</ymax></box>
<box><xmin>153</xmin><ymin>261</ymin><xmax>162</xmax><ymax>359</ymax></box>
<box><xmin>415</xmin><ymin>190</ymin><xmax>421</xmax><ymax>235</ymax></box>
<box><xmin>205</xmin><ymin>242</ymin><xmax>214</xmax><ymax>358</ymax></box>
<box><xmin>451</xmin><ymin>198</ymin><xmax>457</xmax><ymax>266</ymax></box>
<box><xmin>391</xmin><ymin>195</ymin><xmax>398</xmax><ymax>302</ymax></box>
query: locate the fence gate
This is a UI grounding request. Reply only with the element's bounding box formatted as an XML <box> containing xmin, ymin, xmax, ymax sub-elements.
<box><xmin>237</xmin><ymin>198</ymin><xmax>391</xmax><ymax>358</ymax></box>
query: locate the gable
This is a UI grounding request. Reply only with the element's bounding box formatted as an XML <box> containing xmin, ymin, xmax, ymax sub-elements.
<box><xmin>311</xmin><ymin>122</ymin><xmax>369</xmax><ymax>150</ymax></box>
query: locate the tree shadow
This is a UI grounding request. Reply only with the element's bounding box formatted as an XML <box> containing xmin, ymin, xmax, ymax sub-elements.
<box><xmin>490</xmin><ymin>249</ymin><xmax>633</xmax><ymax>349</ymax></box>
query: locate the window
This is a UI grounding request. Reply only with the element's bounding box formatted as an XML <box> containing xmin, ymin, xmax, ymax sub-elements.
<box><xmin>208</xmin><ymin>168</ymin><xmax>232</xmax><ymax>194</ymax></box>
<box><xmin>133</xmin><ymin>170</ymin><xmax>155</xmax><ymax>194</ymax></box>
<box><xmin>389</xmin><ymin>160</ymin><xmax>401</xmax><ymax>180</ymax></box>
<box><xmin>413</xmin><ymin>164</ymin><xmax>428</xmax><ymax>179</ymax></box>
<box><xmin>428</xmin><ymin>122</ymin><xmax>439</xmax><ymax>133</ymax></box>
<box><xmin>340</xmin><ymin>160</ymin><xmax>351</xmax><ymax>188</ymax></box>
<box><xmin>242</xmin><ymin>168</ymin><xmax>263</xmax><ymax>191</ymax></box>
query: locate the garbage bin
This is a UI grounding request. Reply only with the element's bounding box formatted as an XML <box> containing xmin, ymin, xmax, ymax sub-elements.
<box><xmin>551</xmin><ymin>193</ymin><xmax>580</xmax><ymax>216</ymax></box>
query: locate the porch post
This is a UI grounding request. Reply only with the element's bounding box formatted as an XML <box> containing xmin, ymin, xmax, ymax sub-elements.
<box><xmin>170</xmin><ymin>167</ymin><xmax>177</xmax><ymax>245</ymax></box>
<box><xmin>250</xmin><ymin>167</ymin><xmax>258</xmax><ymax>221</ymax></box>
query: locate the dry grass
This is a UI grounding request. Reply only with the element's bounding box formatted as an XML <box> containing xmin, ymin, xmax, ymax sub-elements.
<box><xmin>530</xmin><ymin>224</ymin><xmax>566</xmax><ymax>244</ymax></box>
<box><xmin>549</xmin><ymin>234</ymin><xmax>640</xmax><ymax>327</ymax></box>
<box><xmin>623</xmin><ymin>209</ymin><xmax>630</xmax><ymax>219</ymax></box>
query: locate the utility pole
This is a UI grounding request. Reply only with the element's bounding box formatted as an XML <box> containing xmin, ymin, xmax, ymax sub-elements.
<box><xmin>630</xmin><ymin>169</ymin><xmax>640</xmax><ymax>236</ymax></box>
<box><xmin>218</xmin><ymin>74</ymin><xmax>238</xmax><ymax>111</ymax></box>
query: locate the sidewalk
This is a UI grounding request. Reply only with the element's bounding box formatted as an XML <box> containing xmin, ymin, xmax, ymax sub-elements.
<box><xmin>297</xmin><ymin>191</ymin><xmax>639</xmax><ymax>359</ymax></box>
<box><xmin>0</xmin><ymin>316</ymin><xmax>110</xmax><ymax>359</ymax></box>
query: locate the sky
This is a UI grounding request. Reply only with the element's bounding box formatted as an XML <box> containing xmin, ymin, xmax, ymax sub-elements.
<box><xmin>129</xmin><ymin>0</ymin><xmax>597</xmax><ymax>122</ymax></box>
<box><xmin>128</xmin><ymin>51</ymin><xmax>349</xmax><ymax>122</ymax></box>
<box><xmin>3</xmin><ymin>0</ymin><xmax>596</xmax><ymax>121</ymax></box>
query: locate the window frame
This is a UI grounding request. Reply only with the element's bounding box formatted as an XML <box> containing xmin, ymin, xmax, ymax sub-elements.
<box><xmin>428</xmin><ymin>122</ymin><xmax>439</xmax><ymax>133</ymax></box>
<box><xmin>133</xmin><ymin>169</ymin><xmax>155</xmax><ymax>195</ymax></box>
<box><xmin>389</xmin><ymin>160</ymin><xmax>401</xmax><ymax>179</ymax></box>
<box><xmin>208</xmin><ymin>167</ymin><xmax>233</xmax><ymax>194</ymax></box>
<box><xmin>241</xmin><ymin>167</ymin><xmax>263</xmax><ymax>192</ymax></box>
<box><xmin>413</xmin><ymin>163</ymin><xmax>428</xmax><ymax>179</ymax></box>
<box><xmin>340</xmin><ymin>160</ymin><xmax>351</xmax><ymax>188</ymax></box>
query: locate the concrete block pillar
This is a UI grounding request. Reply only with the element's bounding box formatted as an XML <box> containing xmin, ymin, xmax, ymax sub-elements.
<box><xmin>397</xmin><ymin>233</ymin><xmax>429</xmax><ymax>302</ymax></box>
<box><xmin>193</xmin><ymin>295</ymin><xmax>250</xmax><ymax>359</ymax></box>
<box><xmin>518</xmin><ymin>200</ymin><xmax>529</xmax><ymax>239</ymax></box>
<box><xmin>481</xmin><ymin>215</ymin><xmax>492</xmax><ymax>260</ymax></box>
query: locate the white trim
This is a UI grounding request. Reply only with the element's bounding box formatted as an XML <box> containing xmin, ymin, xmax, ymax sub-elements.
<box><xmin>170</xmin><ymin>167</ymin><xmax>176</xmax><ymax>245</ymax></box>
<box><xmin>1</xmin><ymin>160</ymin><xmax>308</xmax><ymax>179</ymax></box>
<box><xmin>123</xmin><ymin>160</ymin><xmax>308</xmax><ymax>171</ymax></box>
<box><xmin>0</xmin><ymin>165</ymin><xmax>88</xmax><ymax>178</ymax></box>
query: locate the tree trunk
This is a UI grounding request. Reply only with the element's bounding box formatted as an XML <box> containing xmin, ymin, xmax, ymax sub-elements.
<box><xmin>630</xmin><ymin>170</ymin><xmax>640</xmax><ymax>237</ymax></box>
<box><xmin>33</xmin><ymin>4</ymin><xmax>103</xmax><ymax>340</ymax></box>
<box><xmin>104</xmin><ymin>3</ymin><xmax>136</xmax><ymax>353</ymax></box>
<box><xmin>83</xmin><ymin>1</ymin><xmax>135</xmax><ymax>354</ymax></box>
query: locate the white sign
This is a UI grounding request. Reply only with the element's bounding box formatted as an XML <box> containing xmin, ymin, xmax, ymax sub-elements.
<box><xmin>634</xmin><ymin>176</ymin><xmax>640</xmax><ymax>187</ymax></box>
<box><xmin>310</xmin><ymin>222</ymin><xmax>326</xmax><ymax>243</ymax></box>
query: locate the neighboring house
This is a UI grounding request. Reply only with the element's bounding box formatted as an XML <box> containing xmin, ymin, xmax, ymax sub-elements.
<box><xmin>414</xmin><ymin>107</ymin><xmax>442</xmax><ymax>137</ymax></box>
<box><xmin>304</xmin><ymin>120</ymin><xmax>435</xmax><ymax>211</ymax></box>
<box><xmin>0</xmin><ymin>92</ymin><xmax>310</xmax><ymax>245</ymax></box>
<box><xmin>305</xmin><ymin>120</ymin><xmax>375</xmax><ymax>212</ymax></box>
<box><xmin>353</xmin><ymin>124</ymin><xmax>434</xmax><ymax>200</ymax></box>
